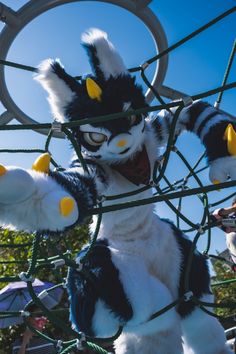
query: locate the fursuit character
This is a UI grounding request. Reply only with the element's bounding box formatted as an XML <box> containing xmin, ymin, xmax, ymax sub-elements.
<box><xmin>0</xmin><ymin>29</ymin><xmax>235</xmax><ymax>354</ymax></box>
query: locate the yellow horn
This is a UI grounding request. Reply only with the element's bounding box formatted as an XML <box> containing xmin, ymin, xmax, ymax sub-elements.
<box><xmin>32</xmin><ymin>153</ymin><xmax>51</xmax><ymax>174</ymax></box>
<box><xmin>223</xmin><ymin>123</ymin><xmax>236</xmax><ymax>156</ymax></box>
<box><xmin>86</xmin><ymin>78</ymin><xmax>102</xmax><ymax>101</ymax></box>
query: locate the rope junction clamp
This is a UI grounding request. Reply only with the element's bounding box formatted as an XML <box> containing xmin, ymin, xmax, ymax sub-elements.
<box><xmin>19</xmin><ymin>272</ymin><xmax>35</xmax><ymax>282</ymax></box>
<box><xmin>76</xmin><ymin>332</ymin><xmax>86</xmax><ymax>350</ymax></box>
<box><xmin>149</xmin><ymin>180</ymin><xmax>159</xmax><ymax>187</ymax></box>
<box><xmin>171</xmin><ymin>145</ymin><xmax>178</xmax><ymax>153</ymax></box>
<box><xmin>51</xmin><ymin>121</ymin><xmax>62</xmax><ymax>133</ymax></box>
<box><xmin>182</xmin><ymin>96</ymin><xmax>193</xmax><ymax>107</ymax></box>
<box><xmin>20</xmin><ymin>310</ymin><xmax>30</xmax><ymax>317</ymax></box>
<box><xmin>97</xmin><ymin>195</ymin><xmax>106</xmax><ymax>203</ymax></box>
<box><xmin>56</xmin><ymin>340</ymin><xmax>63</xmax><ymax>351</ymax></box>
<box><xmin>184</xmin><ymin>291</ymin><xmax>193</xmax><ymax>302</ymax></box>
<box><xmin>51</xmin><ymin>259</ymin><xmax>66</xmax><ymax>269</ymax></box>
<box><xmin>197</xmin><ymin>224</ymin><xmax>205</xmax><ymax>234</ymax></box>
<box><xmin>140</xmin><ymin>62</ymin><xmax>149</xmax><ymax>70</ymax></box>
<box><xmin>62</xmin><ymin>281</ymin><xmax>67</xmax><ymax>289</ymax></box>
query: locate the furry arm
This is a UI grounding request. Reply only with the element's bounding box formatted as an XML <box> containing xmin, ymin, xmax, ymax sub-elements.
<box><xmin>0</xmin><ymin>165</ymin><xmax>96</xmax><ymax>233</ymax></box>
<box><xmin>152</xmin><ymin>100</ymin><xmax>236</xmax><ymax>183</ymax></box>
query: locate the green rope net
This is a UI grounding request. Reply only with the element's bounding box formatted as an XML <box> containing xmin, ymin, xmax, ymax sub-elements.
<box><xmin>0</xmin><ymin>6</ymin><xmax>236</xmax><ymax>354</ymax></box>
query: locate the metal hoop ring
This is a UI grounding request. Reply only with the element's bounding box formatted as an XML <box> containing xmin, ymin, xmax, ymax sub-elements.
<box><xmin>0</xmin><ymin>0</ymin><xmax>169</xmax><ymax>136</ymax></box>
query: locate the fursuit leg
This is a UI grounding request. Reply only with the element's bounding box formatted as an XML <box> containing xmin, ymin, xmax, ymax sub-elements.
<box><xmin>114</xmin><ymin>328</ymin><xmax>183</xmax><ymax>354</ymax></box>
<box><xmin>181</xmin><ymin>305</ymin><xmax>232</xmax><ymax>354</ymax></box>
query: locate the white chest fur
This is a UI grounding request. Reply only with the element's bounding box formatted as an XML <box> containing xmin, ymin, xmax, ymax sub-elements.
<box><xmin>90</xmin><ymin>128</ymin><xmax>182</xmax><ymax>298</ymax></box>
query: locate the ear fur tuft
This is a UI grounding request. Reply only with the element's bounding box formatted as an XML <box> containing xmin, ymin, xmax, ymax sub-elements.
<box><xmin>35</xmin><ymin>59</ymin><xmax>78</xmax><ymax>122</ymax></box>
<box><xmin>81</xmin><ymin>28</ymin><xmax>127</xmax><ymax>80</ymax></box>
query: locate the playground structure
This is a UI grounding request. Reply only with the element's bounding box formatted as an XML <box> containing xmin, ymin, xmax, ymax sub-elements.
<box><xmin>0</xmin><ymin>1</ymin><xmax>236</xmax><ymax>353</ymax></box>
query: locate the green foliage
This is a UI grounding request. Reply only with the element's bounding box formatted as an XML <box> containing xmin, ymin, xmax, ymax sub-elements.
<box><xmin>0</xmin><ymin>225</ymin><xmax>90</xmax><ymax>354</ymax></box>
<box><xmin>212</xmin><ymin>259</ymin><xmax>236</xmax><ymax>329</ymax></box>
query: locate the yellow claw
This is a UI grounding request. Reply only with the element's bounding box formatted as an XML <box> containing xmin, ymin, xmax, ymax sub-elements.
<box><xmin>32</xmin><ymin>153</ymin><xmax>51</xmax><ymax>174</ymax></box>
<box><xmin>213</xmin><ymin>179</ymin><xmax>221</xmax><ymax>192</ymax></box>
<box><xmin>86</xmin><ymin>78</ymin><xmax>102</xmax><ymax>101</ymax></box>
<box><xmin>59</xmin><ymin>196</ymin><xmax>75</xmax><ymax>217</ymax></box>
<box><xmin>0</xmin><ymin>165</ymin><xmax>7</xmax><ymax>176</ymax></box>
<box><xmin>223</xmin><ymin>124</ymin><xmax>236</xmax><ymax>156</ymax></box>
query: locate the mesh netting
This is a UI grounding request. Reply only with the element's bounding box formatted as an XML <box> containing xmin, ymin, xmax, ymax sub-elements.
<box><xmin>0</xmin><ymin>4</ymin><xmax>236</xmax><ymax>354</ymax></box>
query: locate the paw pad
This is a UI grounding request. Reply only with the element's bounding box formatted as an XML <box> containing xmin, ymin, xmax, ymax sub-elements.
<box><xmin>59</xmin><ymin>196</ymin><xmax>75</xmax><ymax>217</ymax></box>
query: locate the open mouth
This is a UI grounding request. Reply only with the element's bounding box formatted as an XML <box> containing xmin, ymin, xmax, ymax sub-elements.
<box><xmin>119</xmin><ymin>147</ymin><xmax>130</xmax><ymax>155</ymax></box>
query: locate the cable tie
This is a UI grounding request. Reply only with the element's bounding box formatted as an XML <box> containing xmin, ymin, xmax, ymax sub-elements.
<box><xmin>51</xmin><ymin>121</ymin><xmax>62</xmax><ymax>132</ymax></box>
<box><xmin>51</xmin><ymin>259</ymin><xmax>66</xmax><ymax>269</ymax></box>
<box><xmin>19</xmin><ymin>272</ymin><xmax>35</xmax><ymax>282</ymax></box>
<box><xmin>20</xmin><ymin>310</ymin><xmax>30</xmax><ymax>317</ymax></box>
<box><xmin>182</xmin><ymin>96</ymin><xmax>193</xmax><ymax>107</ymax></box>
<box><xmin>140</xmin><ymin>62</ymin><xmax>149</xmax><ymax>70</ymax></box>
<box><xmin>184</xmin><ymin>291</ymin><xmax>193</xmax><ymax>302</ymax></box>
<box><xmin>56</xmin><ymin>340</ymin><xmax>63</xmax><ymax>351</ymax></box>
<box><xmin>76</xmin><ymin>332</ymin><xmax>86</xmax><ymax>350</ymax></box>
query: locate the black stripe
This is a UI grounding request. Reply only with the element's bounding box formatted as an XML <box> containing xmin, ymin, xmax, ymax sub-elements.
<box><xmin>186</xmin><ymin>101</ymin><xmax>211</xmax><ymax>132</ymax></box>
<box><xmin>203</xmin><ymin>121</ymin><xmax>235</xmax><ymax>162</ymax></box>
<box><xmin>152</xmin><ymin>117</ymin><xmax>164</xmax><ymax>142</ymax></box>
<box><xmin>196</xmin><ymin>111</ymin><xmax>219</xmax><ymax>137</ymax></box>
<box><xmin>49</xmin><ymin>170</ymin><xmax>97</xmax><ymax>223</ymax></box>
<box><xmin>51</xmin><ymin>61</ymin><xmax>82</xmax><ymax>93</ymax></box>
<box><xmin>163</xmin><ymin>219</ymin><xmax>211</xmax><ymax>318</ymax></box>
<box><xmin>67</xmin><ymin>239</ymin><xmax>133</xmax><ymax>336</ymax></box>
<box><xmin>71</xmin><ymin>159</ymin><xmax>108</xmax><ymax>185</ymax></box>
<box><xmin>83</xmin><ymin>44</ymin><xmax>105</xmax><ymax>81</ymax></box>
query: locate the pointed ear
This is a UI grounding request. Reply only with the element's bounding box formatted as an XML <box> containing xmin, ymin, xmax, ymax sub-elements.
<box><xmin>34</xmin><ymin>59</ymin><xmax>81</xmax><ymax>122</ymax></box>
<box><xmin>81</xmin><ymin>28</ymin><xmax>128</xmax><ymax>80</ymax></box>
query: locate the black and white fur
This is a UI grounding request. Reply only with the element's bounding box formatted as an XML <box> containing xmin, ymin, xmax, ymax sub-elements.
<box><xmin>0</xmin><ymin>28</ymin><xmax>235</xmax><ymax>353</ymax></box>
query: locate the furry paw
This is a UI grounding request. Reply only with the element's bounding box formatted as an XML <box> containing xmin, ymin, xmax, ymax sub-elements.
<box><xmin>39</xmin><ymin>190</ymin><xmax>79</xmax><ymax>231</ymax></box>
<box><xmin>0</xmin><ymin>165</ymin><xmax>36</xmax><ymax>203</ymax></box>
<box><xmin>0</xmin><ymin>165</ymin><xmax>79</xmax><ymax>232</ymax></box>
<box><xmin>209</xmin><ymin>156</ymin><xmax>236</xmax><ymax>184</ymax></box>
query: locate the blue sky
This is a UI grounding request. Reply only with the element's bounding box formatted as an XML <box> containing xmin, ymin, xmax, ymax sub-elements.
<box><xmin>0</xmin><ymin>0</ymin><xmax>236</xmax><ymax>255</ymax></box>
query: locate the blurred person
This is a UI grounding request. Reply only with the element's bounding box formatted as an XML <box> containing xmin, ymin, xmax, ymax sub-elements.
<box><xmin>211</xmin><ymin>196</ymin><xmax>236</xmax><ymax>265</ymax></box>
<box><xmin>12</xmin><ymin>309</ymin><xmax>57</xmax><ymax>354</ymax></box>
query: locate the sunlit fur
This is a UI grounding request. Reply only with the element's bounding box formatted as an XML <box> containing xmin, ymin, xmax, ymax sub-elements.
<box><xmin>0</xmin><ymin>28</ymin><xmax>234</xmax><ymax>354</ymax></box>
